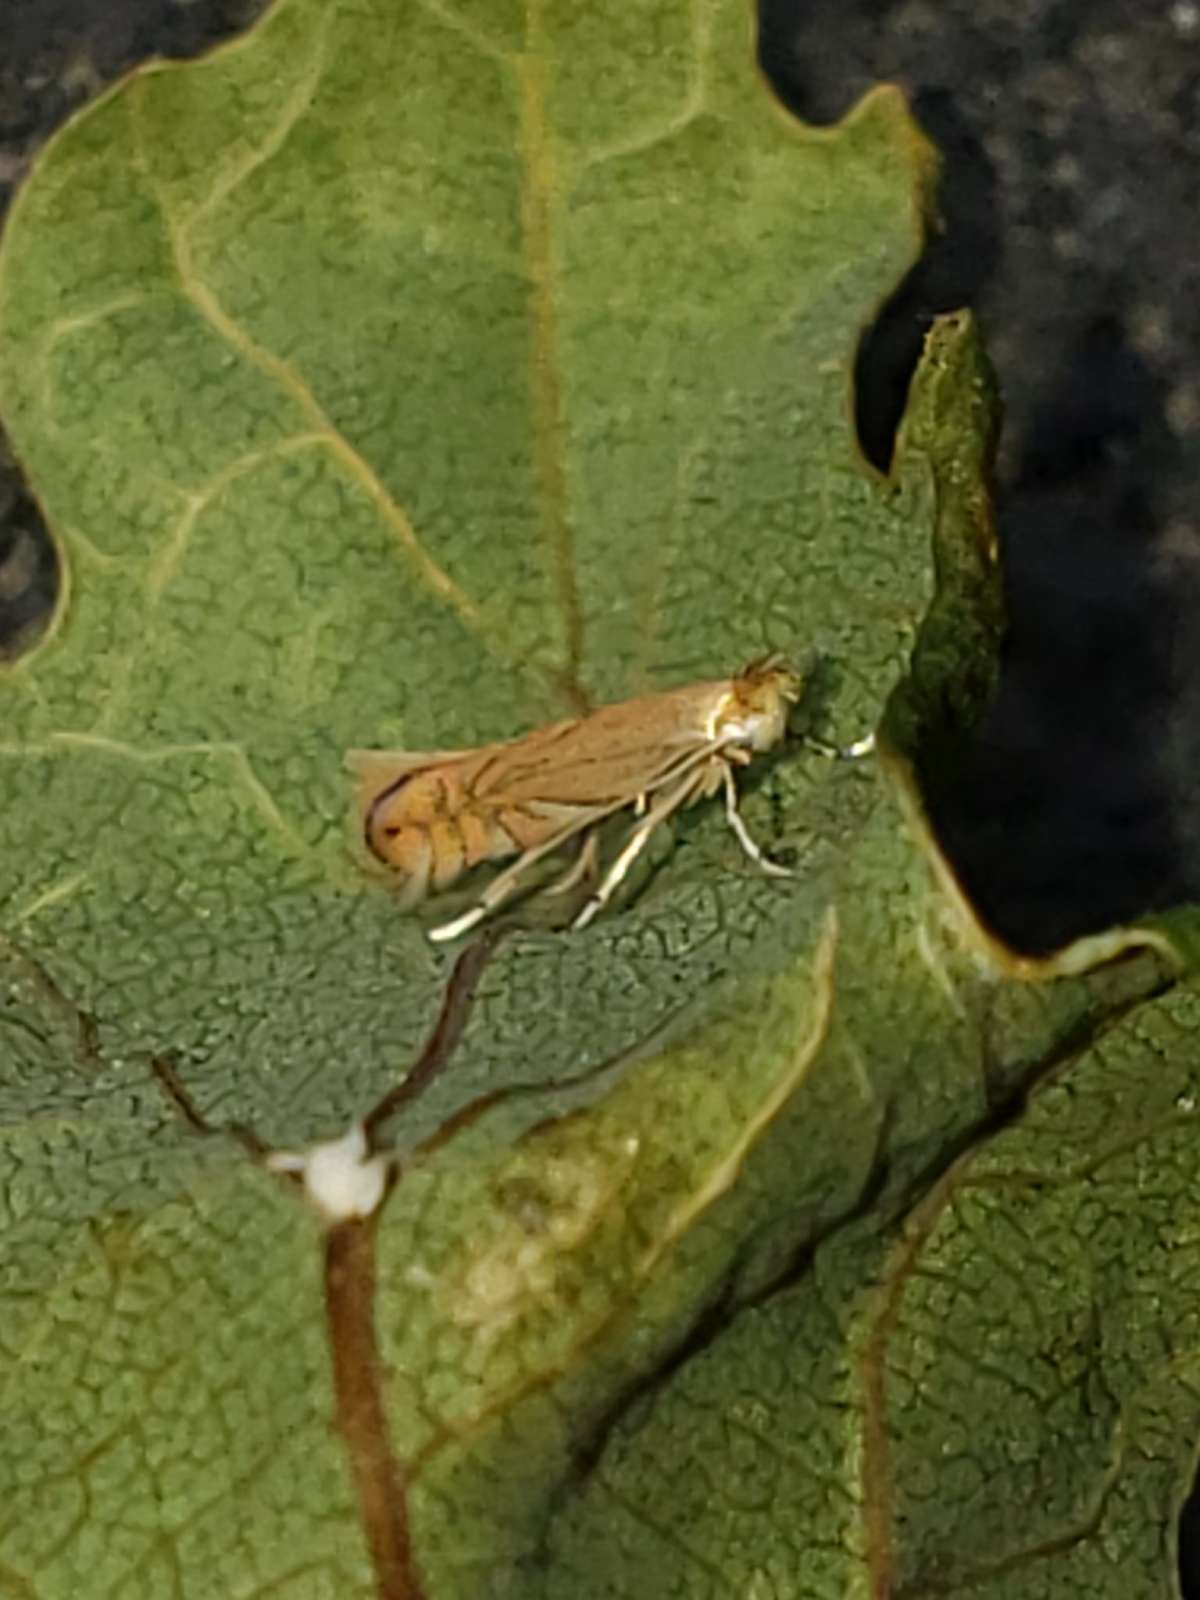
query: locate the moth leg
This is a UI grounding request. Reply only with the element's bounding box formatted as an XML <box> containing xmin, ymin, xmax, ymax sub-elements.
<box><xmin>802</xmin><ymin>730</ymin><xmax>876</xmax><ymax>760</ymax></box>
<box><xmin>426</xmin><ymin>901</ymin><xmax>490</xmax><ymax>942</ymax></box>
<box><xmin>720</xmin><ymin>762</ymin><xmax>793</xmax><ymax>879</ymax></box>
<box><xmin>841</xmin><ymin>731</ymin><xmax>876</xmax><ymax>759</ymax></box>
<box><xmin>573</xmin><ymin>771</ymin><xmax>706</xmax><ymax>931</ymax></box>
<box><xmin>571</xmin><ymin>820</ymin><xmax>658</xmax><ymax>932</ymax></box>
<box><xmin>545</xmin><ymin>829</ymin><xmax>601</xmax><ymax>897</ymax></box>
<box><xmin>427</xmin><ymin>816</ymin><xmax>604</xmax><ymax>942</ymax></box>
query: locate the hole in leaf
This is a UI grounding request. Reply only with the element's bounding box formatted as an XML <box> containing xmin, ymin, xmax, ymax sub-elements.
<box><xmin>125</xmin><ymin>0</ymin><xmax>274</xmax><ymax>65</ymax></box>
<box><xmin>755</xmin><ymin>1</ymin><xmax>1194</xmax><ymax>955</ymax></box>
<box><xmin>852</xmin><ymin>89</ymin><xmax>1001</xmax><ymax>472</ymax></box>
<box><xmin>756</xmin><ymin>0</ymin><xmax>893</xmax><ymax>127</ymax></box>
<box><xmin>920</xmin><ymin>315</ymin><xmax>1187</xmax><ymax>952</ymax></box>
<box><xmin>0</xmin><ymin>455</ymin><xmax>58</xmax><ymax>662</ymax></box>
<box><xmin>757</xmin><ymin>9</ymin><xmax>1001</xmax><ymax>472</ymax></box>
<box><xmin>1</xmin><ymin>4</ymin><xmax>278</xmax><ymax>663</ymax></box>
<box><xmin>1180</xmin><ymin>1458</ymin><xmax>1200</xmax><ymax>1600</ymax></box>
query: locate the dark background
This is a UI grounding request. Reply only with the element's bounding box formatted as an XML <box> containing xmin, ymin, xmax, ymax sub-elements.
<box><xmin>3</xmin><ymin>0</ymin><xmax>1200</xmax><ymax>1578</ymax></box>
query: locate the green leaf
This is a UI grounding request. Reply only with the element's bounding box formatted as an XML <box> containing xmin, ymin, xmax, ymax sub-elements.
<box><xmin>543</xmin><ymin>973</ymin><xmax>1200</xmax><ymax>1600</ymax></box>
<box><xmin>0</xmin><ymin>1</ymin><xmax>1195</xmax><ymax>1596</ymax></box>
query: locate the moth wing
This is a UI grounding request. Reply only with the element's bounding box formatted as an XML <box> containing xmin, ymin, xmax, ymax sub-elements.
<box><xmin>474</xmin><ymin>687</ymin><xmax>725</xmax><ymax>808</ymax></box>
<box><xmin>346</xmin><ymin>746</ymin><xmax>473</xmax><ymax>795</ymax></box>
<box><xmin>509</xmin><ymin>797</ymin><xmax>605</xmax><ymax>826</ymax></box>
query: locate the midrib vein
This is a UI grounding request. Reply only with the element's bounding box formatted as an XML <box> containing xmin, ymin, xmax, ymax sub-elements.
<box><xmin>517</xmin><ymin>4</ymin><xmax>587</xmax><ymax>712</ymax></box>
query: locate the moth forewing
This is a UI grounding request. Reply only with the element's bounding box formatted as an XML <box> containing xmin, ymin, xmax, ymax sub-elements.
<box><xmin>350</xmin><ymin>658</ymin><xmax>802</xmax><ymax>938</ymax></box>
<box><xmin>347</xmin><ymin>746</ymin><xmax>471</xmax><ymax>830</ymax></box>
<box><xmin>466</xmin><ymin>685</ymin><xmax>729</xmax><ymax>806</ymax></box>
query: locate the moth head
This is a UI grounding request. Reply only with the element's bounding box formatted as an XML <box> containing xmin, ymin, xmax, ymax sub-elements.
<box><xmin>720</xmin><ymin>657</ymin><xmax>802</xmax><ymax>751</ymax></box>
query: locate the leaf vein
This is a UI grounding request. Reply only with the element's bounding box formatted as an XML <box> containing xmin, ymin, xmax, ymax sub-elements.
<box><xmin>183</xmin><ymin>8</ymin><xmax>334</xmax><ymax>234</ymax></box>
<box><xmin>518</xmin><ymin>0</ymin><xmax>587</xmax><ymax>712</ymax></box>
<box><xmin>125</xmin><ymin>102</ymin><xmax>526</xmax><ymax>685</ymax></box>
<box><xmin>414</xmin><ymin>0</ymin><xmax>510</xmax><ymax>64</ymax></box>
<box><xmin>576</xmin><ymin>0</ymin><xmax>715</xmax><ymax>175</ymax></box>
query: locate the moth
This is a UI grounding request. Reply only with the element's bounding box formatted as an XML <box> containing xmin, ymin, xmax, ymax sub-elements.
<box><xmin>349</xmin><ymin>656</ymin><xmax>802</xmax><ymax>942</ymax></box>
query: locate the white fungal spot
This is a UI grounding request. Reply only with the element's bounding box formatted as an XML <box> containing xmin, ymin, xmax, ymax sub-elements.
<box><xmin>267</xmin><ymin>1123</ymin><xmax>390</xmax><ymax>1224</ymax></box>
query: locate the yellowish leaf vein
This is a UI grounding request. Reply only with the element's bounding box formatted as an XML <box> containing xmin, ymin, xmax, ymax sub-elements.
<box><xmin>518</xmin><ymin>0</ymin><xmax>587</xmax><ymax>712</ymax></box>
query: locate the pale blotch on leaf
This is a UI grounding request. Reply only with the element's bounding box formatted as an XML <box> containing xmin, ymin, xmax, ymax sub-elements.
<box><xmin>447</xmin><ymin>1136</ymin><xmax>642</xmax><ymax>1346</ymax></box>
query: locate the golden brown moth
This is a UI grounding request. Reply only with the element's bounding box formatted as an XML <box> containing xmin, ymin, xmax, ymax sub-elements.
<box><xmin>349</xmin><ymin>656</ymin><xmax>802</xmax><ymax>941</ymax></box>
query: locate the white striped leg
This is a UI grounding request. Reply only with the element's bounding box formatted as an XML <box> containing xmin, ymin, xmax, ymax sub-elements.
<box><xmin>721</xmin><ymin>763</ymin><xmax>792</xmax><ymax>878</ymax></box>
<box><xmin>572</xmin><ymin>769</ymin><xmax>707</xmax><ymax>931</ymax></box>
<box><xmin>427</xmin><ymin>815</ymin><xmax>602</xmax><ymax>942</ymax></box>
<box><xmin>545</xmin><ymin>830</ymin><xmax>600</xmax><ymax>897</ymax></box>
